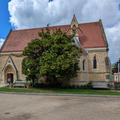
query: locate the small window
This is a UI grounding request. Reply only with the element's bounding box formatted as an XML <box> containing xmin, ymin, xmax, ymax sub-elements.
<box><xmin>106</xmin><ymin>75</ymin><xmax>110</xmax><ymax>79</ymax></box>
<box><xmin>83</xmin><ymin>60</ymin><xmax>85</xmax><ymax>71</ymax></box>
<box><xmin>93</xmin><ymin>55</ymin><xmax>97</xmax><ymax>69</ymax></box>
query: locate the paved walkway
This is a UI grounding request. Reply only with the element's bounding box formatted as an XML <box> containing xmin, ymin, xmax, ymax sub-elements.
<box><xmin>0</xmin><ymin>93</ymin><xmax>120</xmax><ymax>120</ymax></box>
<box><xmin>1</xmin><ymin>91</ymin><xmax>120</xmax><ymax>98</ymax></box>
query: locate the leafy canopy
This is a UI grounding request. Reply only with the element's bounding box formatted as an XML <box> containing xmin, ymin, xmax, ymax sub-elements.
<box><xmin>22</xmin><ymin>28</ymin><xmax>82</xmax><ymax>84</ymax></box>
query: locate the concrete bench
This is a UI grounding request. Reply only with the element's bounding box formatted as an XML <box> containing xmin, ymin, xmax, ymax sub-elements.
<box><xmin>92</xmin><ymin>82</ymin><xmax>108</xmax><ymax>89</ymax></box>
<box><xmin>13</xmin><ymin>81</ymin><xmax>26</xmax><ymax>88</ymax></box>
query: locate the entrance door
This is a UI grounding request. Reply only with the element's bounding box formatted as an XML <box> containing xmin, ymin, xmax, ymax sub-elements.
<box><xmin>7</xmin><ymin>73</ymin><xmax>13</xmax><ymax>83</ymax></box>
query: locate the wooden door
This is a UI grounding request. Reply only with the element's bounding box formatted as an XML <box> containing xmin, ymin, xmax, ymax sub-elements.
<box><xmin>7</xmin><ymin>73</ymin><xmax>13</xmax><ymax>83</ymax></box>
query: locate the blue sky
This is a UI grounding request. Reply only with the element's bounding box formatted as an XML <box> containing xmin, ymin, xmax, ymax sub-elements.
<box><xmin>0</xmin><ymin>0</ymin><xmax>14</xmax><ymax>39</ymax></box>
<box><xmin>0</xmin><ymin>0</ymin><xmax>120</xmax><ymax>63</ymax></box>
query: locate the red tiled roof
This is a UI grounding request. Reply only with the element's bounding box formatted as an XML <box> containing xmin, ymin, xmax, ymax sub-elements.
<box><xmin>1</xmin><ymin>21</ymin><xmax>107</xmax><ymax>52</ymax></box>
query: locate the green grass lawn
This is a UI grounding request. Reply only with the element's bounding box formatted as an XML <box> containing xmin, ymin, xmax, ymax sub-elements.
<box><xmin>0</xmin><ymin>87</ymin><xmax>120</xmax><ymax>96</ymax></box>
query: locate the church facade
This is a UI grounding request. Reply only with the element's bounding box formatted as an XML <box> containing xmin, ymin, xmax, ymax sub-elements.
<box><xmin>0</xmin><ymin>16</ymin><xmax>111</xmax><ymax>88</ymax></box>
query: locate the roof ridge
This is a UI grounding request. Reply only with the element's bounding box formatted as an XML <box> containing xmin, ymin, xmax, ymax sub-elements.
<box><xmin>1</xmin><ymin>20</ymin><xmax>107</xmax><ymax>53</ymax></box>
<box><xmin>13</xmin><ymin>21</ymin><xmax>99</xmax><ymax>32</ymax></box>
<box><xmin>0</xmin><ymin>30</ymin><xmax>12</xmax><ymax>52</ymax></box>
<box><xmin>13</xmin><ymin>24</ymin><xmax>70</xmax><ymax>32</ymax></box>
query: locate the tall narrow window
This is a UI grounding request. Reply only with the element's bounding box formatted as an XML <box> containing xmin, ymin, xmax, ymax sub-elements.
<box><xmin>83</xmin><ymin>60</ymin><xmax>85</xmax><ymax>71</ymax></box>
<box><xmin>93</xmin><ymin>55</ymin><xmax>97</xmax><ymax>69</ymax></box>
<box><xmin>105</xmin><ymin>57</ymin><xmax>110</xmax><ymax>72</ymax></box>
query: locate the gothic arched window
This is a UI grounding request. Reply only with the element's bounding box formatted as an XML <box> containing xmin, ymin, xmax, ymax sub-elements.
<box><xmin>93</xmin><ymin>55</ymin><xmax>97</xmax><ymax>69</ymax></box>
<box><xmin>83</xmin><ymin>60</ymin><xmax>85</xmax><ymax>71</ymax></box>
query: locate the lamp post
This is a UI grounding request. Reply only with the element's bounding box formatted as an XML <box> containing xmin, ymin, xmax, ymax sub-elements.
<box><xmin>118</xmin><ymin>59</ymin><xmax>120</xmax><ymax>83</ymax></box>
<box><xmin>118</xmin><ymin>59</ymin><xmax>120</xmax><ymax>73</ymax></box>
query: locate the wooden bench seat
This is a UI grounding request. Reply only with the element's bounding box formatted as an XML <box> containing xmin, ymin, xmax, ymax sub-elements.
<box><xmin>13</xmin><ymin>81</ymin><xmax>26</xmax><ymax>88</ymax></box>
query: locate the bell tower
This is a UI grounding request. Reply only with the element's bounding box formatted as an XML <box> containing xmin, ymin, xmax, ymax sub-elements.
<box><xmin>71</xmin><ymin>14</ymin><xmax>79</xmax><ymax>37</ymax></box>
<box><xmin>71</xmin><ymin>14</ymin><xmax>79</xmax><ymax>28</ymax></box>
<box><xmin>71</xmin><ymin>14</ymin><xmax>79</xmax><ymax>44</ymax></box>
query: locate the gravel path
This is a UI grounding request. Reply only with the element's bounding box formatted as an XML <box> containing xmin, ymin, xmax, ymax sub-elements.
<box><xmin>0</xmin><ymin>93</ymin><xmax>120</xmax><ymax>120</ymax></box>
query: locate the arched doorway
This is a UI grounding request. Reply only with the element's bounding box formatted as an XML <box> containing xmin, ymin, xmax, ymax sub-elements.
<box><xmin>7</xmin><ymin>73</ymin><xmax>13</xmax><ymax>83</ymax></box>
<box><xmin>4</xmin><ymin>65</ymin><xmax>15</xmax><ymax>84</ymax></box>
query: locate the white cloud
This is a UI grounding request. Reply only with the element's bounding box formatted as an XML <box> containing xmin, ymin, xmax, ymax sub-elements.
<box><xmin>0</xmin><ymin>38</ymin><xmax>5</xmax><ymax>48</ymax></box>
<box><xmin>81</xmin><ymin>0</ymin><xmax>120</xmax><ymax>27</ymax></box>
<box><xmin>8</xmin><ymin>0</ymin><xmax>120</xmax><ymax>63</ymax></box>
<box><xmin>105</xmin><ymin>23</ymin><xmax>120</xmax><ymax>63</ymax></box>
<box><xmin>8</xmin><ymin>0</ymin><xmax>87</xmax><ymax>29</ymax></box>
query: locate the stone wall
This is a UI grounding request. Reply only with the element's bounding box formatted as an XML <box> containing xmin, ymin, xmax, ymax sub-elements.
<box><xmin>70</xmin><ymin>54</ymin><xmax>89</xmax><ymax>85</ymax></box>
<box><xmin>0</xmin><ymin>48</ymin><xmax>111</xmax><ymax>86</ymax></box>
<box><xmin>87</xmin><ymin>49</ymin><xmax>111</xmax><ymax>82</ymax></box>
<box><xmin>0</xmin><ymin>54</ymin><xmax>26</xmax><ymax>84</ymax></box>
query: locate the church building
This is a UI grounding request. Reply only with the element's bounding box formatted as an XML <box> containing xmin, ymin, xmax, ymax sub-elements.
<box><xmin>0</xmin><ymin>15</ymin><xmax>111</xmax><ymax>88</ymax></box>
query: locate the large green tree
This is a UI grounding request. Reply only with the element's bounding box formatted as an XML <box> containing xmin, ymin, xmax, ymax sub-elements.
<box><xmin>22</xmin><ymin>28</ymin><xmax>82</xmax><ymax>86</ymax></box>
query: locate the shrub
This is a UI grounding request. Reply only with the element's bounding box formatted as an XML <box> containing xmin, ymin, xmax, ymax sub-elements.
<box><xmin>107</xmin><ymin>82</ymin><xmax>114</xmax><ymax>89</ymax></box>
<box><xmin>17</xmin><ymin>79</ymin><xmax>23</xmax><ymax>81</ymax></box>
<box><xmin>25</xmin><ymin>81</ymin><xmax>31</xmax><ymax>86</ymax></box>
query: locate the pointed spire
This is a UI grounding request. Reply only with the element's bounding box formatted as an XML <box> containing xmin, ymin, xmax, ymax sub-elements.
<box><xmin>71</xmin><ymin>14</ymin><xmax>79</xmax><ymax>28</ymax></box>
